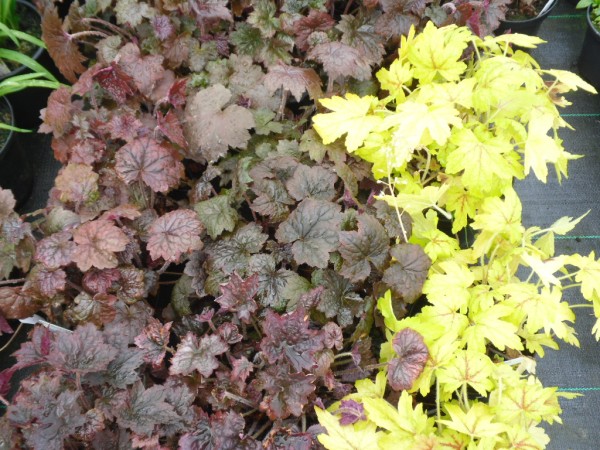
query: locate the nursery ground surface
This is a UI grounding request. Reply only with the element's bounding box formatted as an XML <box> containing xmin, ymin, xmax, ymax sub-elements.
<box><xmin>5</xmin><ymin>1</ymin><xmax>600</xmax><ymax>447</ymax></box>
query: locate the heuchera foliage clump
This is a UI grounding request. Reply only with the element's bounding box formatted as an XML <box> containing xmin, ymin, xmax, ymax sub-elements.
<box><xmin>0</xmin><ymin>0</ymin><xmax>472</xmax><ymax>447</ymax></box>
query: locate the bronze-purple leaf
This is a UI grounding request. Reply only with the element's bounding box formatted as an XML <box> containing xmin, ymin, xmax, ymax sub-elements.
<box><xmin>387</xmin><ymin>328</ymin><xmax>429</xmax><ymax>391</ymax></box>
<box><xmin>115</xmin><ymin>138</ymin><xmax>184</xmax><ymax>193</ymax></box>
<box><xmin>169</xmin><ymin>332</ymin><xmax>228</xmax><ymax>377</ymax></box>
<box><xmin>383</xmin><ymin>243</ymin><xmax>431</xmax><ymax>303</ymax></box>
<box><xmin>72</xmin><ymin>220</ymin><xmax>129</xmax><ymax>271</ymax></box>
<box><xmin>147</xmin><ymin>210</ymin><xmax>203</xmax><ymax>262</ymax></box>
<box><xmin>35</xmin><ymin>231</ymin><xmax>76</xmax><ymax>269</ymax></box>
<box><xmin>215</xmin><ymin>272</ymin><xmax>259</xmax><ymax>324</ymax></box>
<box><xmin>134</xmin><ymin>317</ymin><xmax>173</xmax><ymax>366</ymax></box>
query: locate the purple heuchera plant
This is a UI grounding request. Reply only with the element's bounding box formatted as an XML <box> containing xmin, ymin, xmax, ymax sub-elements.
<box><xmin>0</xmin><ymin>0</ymin><xmax>495</xmax><ymax>445</ymax></box>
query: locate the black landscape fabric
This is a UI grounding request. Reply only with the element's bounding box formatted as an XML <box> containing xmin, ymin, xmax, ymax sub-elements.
<box><xmin>11</xmin><ymin>1</ymin><xmax>600</xmax><ymax>448</ymax></box>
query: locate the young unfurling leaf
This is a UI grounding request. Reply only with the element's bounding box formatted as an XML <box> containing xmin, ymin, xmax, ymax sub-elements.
<box><xmin>147</xmin><ymin>210</ymin><xmax>203</xmax><ymax>262</ymax></box>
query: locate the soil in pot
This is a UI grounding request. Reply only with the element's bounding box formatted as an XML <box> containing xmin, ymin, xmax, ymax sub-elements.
<box><xmin>0</xmin><ymin>98</ymin><xmax>33</xmax><ymax>209</ymax></box>
<box><xmin>496</xmin><ymin>0</ymin><xmax>557</xmax><ymax>35</ymax></box>
<box><xmin>578</xmin><ymin>6</ymin><xmax>600</xmax><ymax>91</ymax></box>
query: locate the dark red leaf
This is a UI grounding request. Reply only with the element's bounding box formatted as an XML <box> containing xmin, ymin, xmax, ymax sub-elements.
<box><xmin>168</xmin><ymin>78</ymin><xmax>188</xmax><ymax>109</ymax></box>
<box><xmin>383</xmin><ymin>244</ymin><xmax>431</xmax><ymax>303</ymax></box>
<box><xmin>215</xmin><ymin>272</ymin><xmax>259</xmax><ymax>324</ymax></box>
<box><xmin>82</xmin><ymin>268</ymin><xmax>122</xmax><ymax>294</ymax></box>
<box><xmin>387</xmin><ymin>328</ymin><xmax>429</xmax><ymax>391</ymax></box>
<box><xmin>93</xmin><ymin>63</ymin><xmax>136</xmax><ymax>102</ymax></box>
<box><xmin>260</xmin><ymin>308</ymin><xmax>323</xmax><ymax>372</ymax></box>
<box><xmin>253</xmin><ymin>364</ymin><xmax>316</xmax><ymax>420</ymax></box>
<box><xmin>157</xmin><ymin>109</ymin><xmax>188</xmax><ymax>148</ymax></box>
<box><xmin>292</xmin><ymin>10</ymin><xmax>335</xmax><ymax>51</ymax></box>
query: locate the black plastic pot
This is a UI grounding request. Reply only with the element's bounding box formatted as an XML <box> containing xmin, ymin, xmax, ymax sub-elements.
<box><xmin>1</xmin><ymin>0</ymin><xmax>58</xmax><ymax>130</ymax></box>
<box><xmin>0</xmin><ymin>97</ymin><xmax>33</xmax><ymax>209</ymax></box>
<box><xmin>496</xmin><ymin>0</ymin><xmax>558</xmax><ymax>35</ymax></box>
<box><xmin>577</xmin><ymin>6</ymin><xmax>600</xmax><ymax>91</ymax></box>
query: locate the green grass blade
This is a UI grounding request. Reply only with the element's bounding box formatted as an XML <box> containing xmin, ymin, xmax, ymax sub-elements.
<box><xmin>0</xmin><ymin>49</ymin><xmax>58</xmax><ymax>82</ymax></box>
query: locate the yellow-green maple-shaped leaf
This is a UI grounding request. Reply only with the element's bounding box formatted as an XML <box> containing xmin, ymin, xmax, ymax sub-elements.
<box><xmin>411</xmin><ymin>334</ymin><xmax>462</xmax><ymax>397</ymax></box>
<box><xmin>462</xmin><ymin>304</ymin><xmax>523</xmax><ymax>353</ymax></box>
<box><xmin>500</xmin><ymin>426</ymin><xmax>550</xmax><ymax>450</ymax></box>
<box><xmin>543</xmin><ymin>69</ymin><xmax>597</xmax><ymax>94</ymax></box>
<box><xmin>519</xmin><ymin>329</ymin><xmax>559</xmax><ymax>357</ymax></box>
<box><xmin>524</xmin><ymin>110</ymin><xmax>563</xmax><ymax>182</ymax></box>
<box><xmin>566</xmin><ymin>251</ymin><xmax>600</xmax><ymax>301</ymax></box>
<box><xmin>546</xmin><ymin>211</ymin><xmax>589</xmax><ymax>235</ymax></box>
<box><xmin>363</xmin><ymin>391</ymin><xmax>434</xmax><ymax>438</ymax></box>
<box><xmin>446</xmin><ymin>127</ymin><xmax>517</xmax><ymax>196</ymax></box>
<box><xmin>495</xmin><ymin>376</ymin><xmax>563</xmax><ymax>426</ymax></box>
<box><xmin>376</xmin><ymin>58</ymin><xmax>413</xmax><ymax>103</ymax></box>
<box><xmin>315</xmin><ymin>407</ymin><xmax>382</xmax><ymax>450</ymax></box>
<box><xmin>313</xmin><ymin>94</ymin><xmax>382</xmax><ymax>151</ymax></box>
<box><xmin>471</xmin><ymin>188</ymin><xmax>524</xmax><ymax>256</ymax></box>
<box><xmin>443</xmin><ymin>180</ymin><xmax>482</xmax><ymax>234</ymax></box>
<box><xmin>378</xmin><ymin>184</ymin><xmax>450</xmax><ymax>220</ymax></box>
<box><xmin>422</xmin><ymin>260</ymin><xmax>474</xmax><ymax>310</ymax></box>
<box><xmin>437</xmin><ymin>350</ymin><xmax>494</xmax><ymax>397</ymax></box>
<box><xmin>383</xmin><ymin>100</ymin><xmax>462</xmax><ymax>150</ymax></box>
<box><xmin>441</xmin><ymin>402</ymin><xmax>506</xmax><ymax>439</ymax></box>
<box><xmin>416</xmin><ymin>78</ymin><xmax>476</xmax><ymax>110</ymax></box>
<box><xmin>354</xmin><ymin>370</ymin><xmax>387</xmax><ymax>399</ymax></box>
<box><xmin>485</xmin><ymin>33</ymin><xmax>545</xmax><ymax>49</ymax></box>
<box><xmin>520</xmin><ymin>252</ymin><xmax>567</xmax><ymax>287</ymax></box>
<box><xmin>407</xmin><ymin>23</ymin><xmax>472</xmax><ymax>83</ymax></box>
<box><xmin>502</xmin><ymin>283</ymin><xmax>578</xmax><ymax>346</ymax></box>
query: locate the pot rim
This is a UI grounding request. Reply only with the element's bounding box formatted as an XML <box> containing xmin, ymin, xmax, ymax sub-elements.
<box><xmin>0</xmin><ymin>0</ymin><xmax>45</xmax><ymax>81</ymax></box>
<box><xmin>501</xmin><ymin>0</ymin><xmax>558</xmax><ymax>25</ymax></box>
<box><xmin>0</xmin><ymin>96</ymin><xmax>15</xmax><ymax>161</ymax></box>
<box><xmin>586</xmin><ymin>5</ymin><xmax>600</xmax><ymax>38</ymax></box>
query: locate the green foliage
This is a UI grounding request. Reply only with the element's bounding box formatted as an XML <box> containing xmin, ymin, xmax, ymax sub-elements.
<box><xmin>577</xmin><ymin>0</ymin><xmax>600</xmax><ymax>28</ymax></box>
<box><xmin>314</xmin><ymin>23</ymin><xmax>597</xmax><ymax>449</ymax></box>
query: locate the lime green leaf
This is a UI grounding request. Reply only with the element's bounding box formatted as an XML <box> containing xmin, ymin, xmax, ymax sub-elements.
<box><xmin>547</xmin><ymin>211</ymin><xmax>589</xmax><ymax>235</ymax></box>
<box><xmin>407</xmin><ymin>23</ymin><xmax>472</xmax><ymax>83</ymax></box>
<box><xmin>438</xmin><ymin>350</ymin><xmax>494</xmax><ymax>397</ymax></box>
<box><xmin>441</xmin><ymin>402</ymin><xmax>506</xmax><ymax>438</ymax></box>
<box><xmin>315</xmin><ymin>407</ymin><xmax>382</xmax><ymax>450</ymax></box>
<box><xmin>543</xmin><ymin>69</ymin><xmax>597</xmax><ymax>94</ymax></box>
<box><xmin>313</xmin><ymin>94</ymin><xmax>382</xmax><ymax>151</ymax></box>
<box><xmin>567</xmin><ymin>251</ymin><xmax>600</xmax><ymax>301</ymax></box>
<box><xmin>462</xmin><ymin>304</ymin><xmax>523</xmax><ymax>353</ymax></box>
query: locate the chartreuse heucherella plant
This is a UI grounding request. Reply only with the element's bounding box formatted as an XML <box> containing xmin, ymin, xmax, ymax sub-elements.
<box><xmin>313</xmin><ymin>23</ymin><xmax>599</xmax><ymax>449</ymax></box>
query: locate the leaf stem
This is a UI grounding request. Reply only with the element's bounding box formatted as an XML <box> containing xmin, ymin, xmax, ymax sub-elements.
<box><xmin>0</xmin><ymin>278</ymin><xmax>25</xmax><ymax>286</ymax></box>
<box><xmin>0</xmin><ymin>322</ymin><xmax>23</xmax><ymax>353</ymax></box>
<box><xmin>223</xmin><ymin>390</ymin><xmax>258</xmax><ymax>409</ymax></box>
<box><xmin>569</xmin><ymin>303</ymin><xmax>593</xmax><ymax>308</ymax></box>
